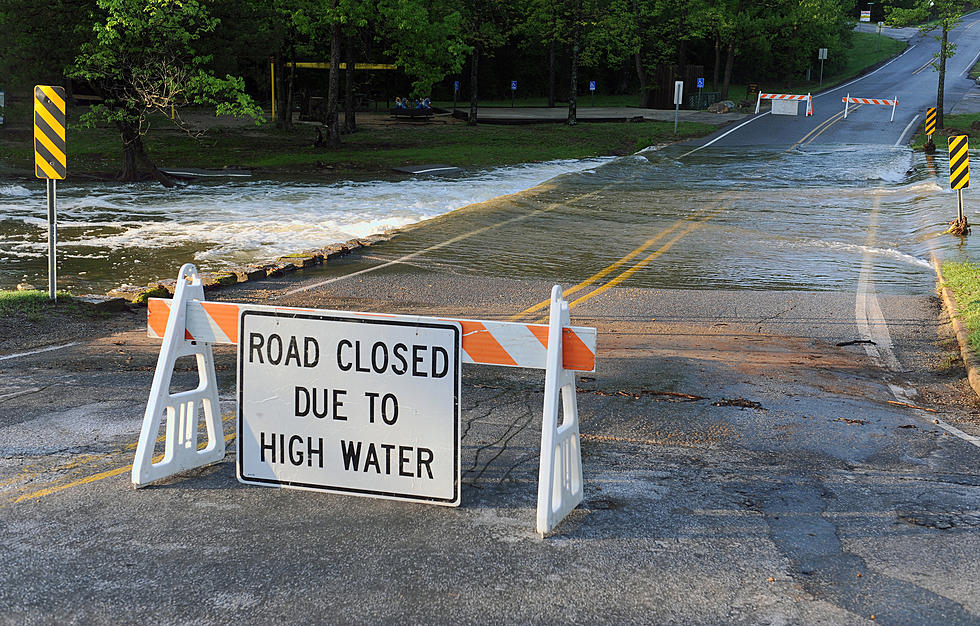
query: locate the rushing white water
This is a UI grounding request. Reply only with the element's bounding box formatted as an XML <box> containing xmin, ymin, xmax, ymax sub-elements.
<box><xmin>0</xmin><ymin>158</ymin><xmax>611</xmax><ymax>291</ymax></box>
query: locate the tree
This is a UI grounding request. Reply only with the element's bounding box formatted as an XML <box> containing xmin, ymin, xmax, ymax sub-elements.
<box><xmin>0</xmin><ymin>0</ymin><xmax>97</xmax><ymax>95</ymax></box>
<box><xmin>457</xmin><ymin>0</ymin><xmax>511</xmax><ymax>125</ymax></box>
<box><xmin>378</xmin><ymin>0</ymin><xmax>470</xmax><ymax>100</ymax></box>
<box><xmin>514</xmin><ymin>0</ymin><xmax>570</xmax><ymax>107</ymax></box>
<box><xmin>887</xmin><ymin>0</ymin><xmax>965</xmax><ymax>129</ymax></box>
<box><xmin>70</xmin><ymin>0</ymin><xmax>262</xmax><ymax>186</ymax></box>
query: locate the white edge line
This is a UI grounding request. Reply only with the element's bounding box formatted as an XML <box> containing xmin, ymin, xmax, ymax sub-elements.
<box><xmin>962</xmin><ymin>48</ymin><xmax>980</xmax><ymax>77</ymax></box>
<box><xmin>677</xmin><ymin>112</ymin><xmax>771</xmax><ymax>159</ymax></box>
<box><xmin>0</xmin><ymin>342</ymin><xmax>79</xmax><ymax>362</ymax></box>
<box><xmin>932</xmin><ymin>418</ymin><xmax>980</xmax><ymax>446</ymax></box>
<box><xmin>896</xmin><ymin>114</ymin><xmax>920</xmax><ymax>146</ymax></box>
<box><xmin>815</xmin><ymin>45</ymin><xmax>918</xmax><ymax>98</ymax></box>
<box><xmin>410</xmin><ymin>167</ymin><xmax>458</xmax><ymax>174</ymax></box>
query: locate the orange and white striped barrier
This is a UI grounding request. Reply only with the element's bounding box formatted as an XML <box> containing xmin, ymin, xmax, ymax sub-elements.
<box><xmin>755</xmin><ymin>92</ymin><xmax>813</xmax><ymax>116</ymax></box>
<box><xmin>842</xmin><ymin>93</ymin><xmax>898</xmax><ymax>122</ymax></box>
<box><xmin>146</xmin><ymin>299</ymin><xmax>597</xmax><ymax>372</ymax></box>
<box><xmin>134</xmin><ymin>264</ymin><xmax>596</xmax><ymax>535</ymax></box>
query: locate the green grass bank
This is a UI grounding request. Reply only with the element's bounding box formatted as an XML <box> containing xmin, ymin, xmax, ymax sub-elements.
<box><xmin>0</xmin><ymin>290</ymin><xmax>75</xmax><ymax>321</ymax></box>
<box><xmin>0</xmin><ymin>116</ymin><xmax>716</xmax><ymax>179</ymax></box>
<box><xmin>941</xmin><ymin>261</ymin><xmax>980</xmax><ymax>354</ymax></box>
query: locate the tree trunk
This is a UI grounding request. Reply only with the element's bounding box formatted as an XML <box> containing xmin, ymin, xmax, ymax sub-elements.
<box><xmin>275</xmin><ymin>54</ymin><xmax>286</xmax><ymax>129</ymax></box>
<box><xmin>468</xmin><ymin>42</ymin><xmax>480</xmax><ymax>126</ymax></box>
<box><xmin>937</xmin><ymin>22</ymin><xmax>948</xmax><ymax>129</ymax></box>
<box><xmin>631</xmin><ymin>0</ymin><xmax>649</xmax><ymax>108</ymax></box>
<box><xmin>285</xmin><ymin>44</ymin><xmax>295</xmax><ymax>131</ymax></box>
<box><xmin>326</xmin><ymin>9</ymin><xmax>341</xmax><ymax>146</ymax></box>
<box><xmin>634</xmin><ymin>53</ymin><xmax>649</xmax><ymax>108</ymax></box>
<box><xmin>712</xmin><ymin>33</ymin><xmax>720</xmax><ymax>92</ymax></box>
<box><xmin>344</xmin><ymin>36</ymin><xmax>356</xmax><ymax>133</ymax></box>
<box><xmin>568</xmin><ymin>40</ymin><xmax>579</xmax><ymax>124</ymax></box>
<box><xmin>721</xmin><ymin>40</ymin><xmax>735</xmax><ymax>100</ymax></box>
<box><xmin>567</xmin><ymin>0</ymin><xmax>582</xmax><ymax>125</ymax></box>
<box><xmin>117</xmin><ymin>120</ymin><xmax>174</xmax><ymax>187</ymax></box>
<box><xmin>548</xmin><ymin>38</ymin><xmax>556</xmax><ymax>108</ymax></box>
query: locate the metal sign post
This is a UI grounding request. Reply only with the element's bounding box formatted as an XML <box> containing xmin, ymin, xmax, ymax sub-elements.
<box><xmin>947</xmin><ymin>135</ymin><xmax>970</xmax><ymax>234</ymax></box>
<box><xmin>453</xmin><ymin>80</ymin><xmax>459</xmax><ymax>114</ymax></box>
<box><xmin>33</xmin><ymin>85</ymin><xmax>67</xmax><ymax>301</ymax></box>
<box><xmin>818</xmin><ymin>48</ymin><xmax>828</xmax><ymax>88</ymax></box>
<box><xmin>589</xmin><ymin>80</ymin><xmax>595</xmax><ymax>107</ymax></box>
<box><xmin>673</xmin><ymin>80</ymin><xmax>684</xmax><ymax>134</ymax></box>
<box><xmin>46</xmin><ymin>179</ymin><xmax>57</xmax><ymax>300</ymax></box>
<box><xmin>511</xmin><ymin>80</ymin><xmax>517</xmax><ymax>108</ymax></box>
<box><xmin>696</xmin><ymin>77</ymin><xmax>704</xmax><ymax>109</ymax></box>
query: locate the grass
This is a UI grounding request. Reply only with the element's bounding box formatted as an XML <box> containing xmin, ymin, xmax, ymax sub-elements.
<box><xmin>0</xmin><ymin>114</ymin><xmax>717</xmax><ymax>177</ymax></box>
<box><xmin>941</xmin><ymin>261</ymin><xmax>980</xmax><ymax>355</ymax></box>
<box><xmin>0</xmin><ymin>290</ymin><xmax>75</xmax><ymax>321</ymax></box>
<box><xmin>910</xmin><ymin>112</ymin><xmax>980</xmax><ymax>149</ymax></box>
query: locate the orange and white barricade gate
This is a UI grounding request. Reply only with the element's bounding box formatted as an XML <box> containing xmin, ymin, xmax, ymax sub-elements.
<box><xmin>755</xmin><ymin>92</ymin><xmax>813</xmax><ymax>116</ymax></box>
<box><xmin>133</xmin><ymin>264</ymin><xmax>597</xmax><ymax>536</ymax></box>
<box><xmin>842</xmin><ymin>94</ymin><xmax>898</xmax><ymax>122</ymax></box>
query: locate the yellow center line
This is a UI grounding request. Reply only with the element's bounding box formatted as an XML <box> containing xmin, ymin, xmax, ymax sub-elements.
<box><xmin>9</xmin><ymin>432</ymin><xmax>237</xmax><ymax>504</ymax></box>
<box><xmin>2</xmin><ymin>414</ymin><xmax>237</xmax><ymax>498</ymax></box>
<box><xmin>510</xmin><ymin>194</ymin><xmax>735</xmax><ymax>322</ymax></box>
<box><xmin>531</xmin><ymin>207</ymin><xmax>724</xmax><ymax>322</ymax></box>
<box><xmin>912</xmin><ymin>59</ymin><xmax>933</xmax><ymax>74</ymax></box>
<box><xmin>509</xmin><ymin>210</ymin><xmax>704</xmax><ymax>321</ymax></box>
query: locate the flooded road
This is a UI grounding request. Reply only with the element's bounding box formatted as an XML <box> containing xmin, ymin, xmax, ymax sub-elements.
<box><xmin>333</xmin><ymin>144</ymin><xmax>966</xmax><ymax>300</ymax></box>
<box><xmin>0</xmin><ymin>159</ymin><xmax>610</xmax><ymax>292</ymax></box>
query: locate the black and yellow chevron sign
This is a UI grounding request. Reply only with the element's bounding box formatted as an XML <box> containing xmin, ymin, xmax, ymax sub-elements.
<box><xmin>925</xmin><ymin>107</ymin><xmax>937</xmax><ymax>136</ymax></box>
<box><xmin>33</xmin><ymin>85</ymin><xmax>67</xmax><ymax>180</ymax></box>
<box><xmin>949</xmin><ymin>135</ymin><xmax>970</xmax><ymax>190</ymax></box>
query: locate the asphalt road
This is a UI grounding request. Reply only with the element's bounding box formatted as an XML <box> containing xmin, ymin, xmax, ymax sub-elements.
<box><xmin>3</xmin><ymin>17</ymin><xmax>980</xmax><ymax>625</ymax></box>
<box><xmin>691</xmin><ymin>12</ymin><xmax>980</xmax><ymax>150</ymax></box>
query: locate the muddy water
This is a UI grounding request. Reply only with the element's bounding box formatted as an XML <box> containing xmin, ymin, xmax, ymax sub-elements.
<box><xmin>0</xmin><ymin>159</ymin><xmax>610</xmax><ymax>293</ymax></box>
<box><xmin>0</xmin><ymin>145</ymin><xmax>972</xmax><ymax>295</ymax></box>
<box><xmin>369</xmin><ymin>145</ymin><xmax>972</xmax><ymax>295</ymax></box>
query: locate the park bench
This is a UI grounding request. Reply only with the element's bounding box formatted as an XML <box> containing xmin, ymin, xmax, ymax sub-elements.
<box><xmin>390</xmin><ymin>108</ymin><xmax>433</xmax><ymax>122</ymax></box>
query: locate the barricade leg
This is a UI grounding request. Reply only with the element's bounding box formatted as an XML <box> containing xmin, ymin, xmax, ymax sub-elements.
<box><xmin>536</xmin><ymin>285</ymin><xmax>584</xmax><ymax>536</ymax></box>
<box><xmin>132</xmin><ymin>263</ymin><xmax>225</xmax><ymax>487</ymax></box>
<box><xmin>843</xmin><ymin>93</ymin><xmax>849</xmax><ymax>119</ymax></box>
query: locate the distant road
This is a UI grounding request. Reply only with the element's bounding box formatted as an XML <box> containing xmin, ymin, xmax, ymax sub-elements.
<box><xmin>687</xmin><ymin>10</ymin><xmax>980</xmax><ymax>150</ymax></box>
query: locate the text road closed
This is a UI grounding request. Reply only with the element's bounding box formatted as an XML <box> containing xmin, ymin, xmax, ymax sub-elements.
<box><xmin>237</xmin><ymin>311</ymin><xmax>461</xmax><ymax>505</ymax></box>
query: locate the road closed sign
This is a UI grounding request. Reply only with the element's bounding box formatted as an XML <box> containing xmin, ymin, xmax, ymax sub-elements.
<box><xmin>237</xmin><ymin>310</ymin><xmax>461</xmax><ymax>505</ymax></box>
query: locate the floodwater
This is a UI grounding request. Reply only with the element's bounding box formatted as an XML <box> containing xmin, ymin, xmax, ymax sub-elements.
<box><xmin>0</xmin><ymin>159</ymin><xmax>610</xmax><ymax>292</ymax></box>
<box><xmin>0</xmin><ymin>145</ymin><xmax>973</xmax><ymax>295</ymax></box>
<box><xmin>364</xmin><ymin>144</ymin><xmax>972</xmax><ymax>295</ymax></box>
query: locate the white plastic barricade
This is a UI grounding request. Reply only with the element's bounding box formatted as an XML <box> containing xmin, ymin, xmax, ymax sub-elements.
<box><xmin>132</xmin><ymin>264</ymin><xmax>225</xmax><ymax>486</ymax></box>
<box><xmin>133</xmin><ymin>264</ymin><xmax>597</xmax><ymax>535</ymax></box>
<box><xmin>755</xmin><ymin>92</ymin><xmax>813</xmax><ymax>116</ymax></box>
<box><xmin>842</xmin><ymin>94</ymin><xmax>898</xmax><ymax>122</ymax></box>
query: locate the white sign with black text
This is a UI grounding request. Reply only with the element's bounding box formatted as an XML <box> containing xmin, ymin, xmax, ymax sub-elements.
<box><xmin>237</xmin><ymin>311</ymin><xmax>462</xmax><ymax>506</ymax></box>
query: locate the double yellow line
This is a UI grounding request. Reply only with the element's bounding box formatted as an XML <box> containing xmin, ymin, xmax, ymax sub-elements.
<box><xmin>509</xmin><ymin>198</ymin><xmax>730</xmax><ymax>322</ymax></box>
<box><xmin>787</xmin><ymin>103</ymin><xmax>861</xmax><ymax>151</ymax></box>
<box><xmin>5</xmin><ymin>415</ymin><xmax>236</xmax><ymax>504</ymax></box>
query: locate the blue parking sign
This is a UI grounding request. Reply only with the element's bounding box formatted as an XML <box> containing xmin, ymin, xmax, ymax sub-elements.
<box><xmin>697</xmin><ymin>77</ymin><xmax>705</xmax><ymax>88</ymax></box>
<box><xmin>511</xmin><ymin>80</ymin><xmax>517</xmax><ymax>91</ymax></box>
<box><xmin>454</xmin><ymin>80</ymin><xmax>459</xmax><ymax>92</ymax></box>
<box><xmin>589</xmin><ymin>81</ymin><xmax>596</xmax><ymax>91</ymax></box>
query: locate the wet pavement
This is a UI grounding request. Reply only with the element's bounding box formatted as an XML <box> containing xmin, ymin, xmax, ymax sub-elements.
<box><xmin>2</xmin><ymin>12</ymin><xmax>980</xmax><ymax>624</ymax></box>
